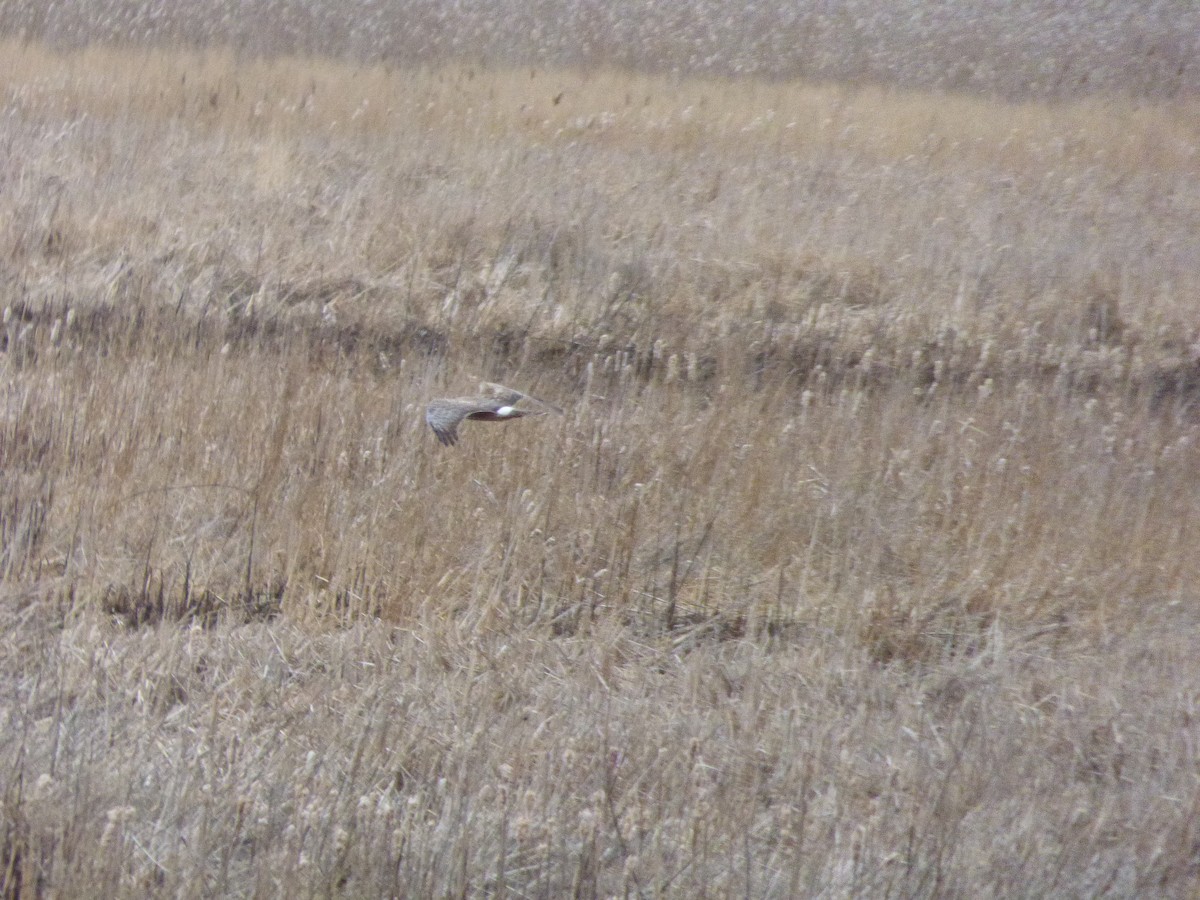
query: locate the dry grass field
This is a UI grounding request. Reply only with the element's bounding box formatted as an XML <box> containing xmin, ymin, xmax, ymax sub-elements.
<box><xmin>1</xmin><ymin>27</ymin><xmax>1199</xmax><ymax>900</ymax></box>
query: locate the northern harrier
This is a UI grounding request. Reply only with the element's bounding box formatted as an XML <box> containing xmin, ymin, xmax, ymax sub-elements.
<box><xmin>425</xmin><ymin>382</ymin><xmax>562</xmax><ymax>447</ymax></box>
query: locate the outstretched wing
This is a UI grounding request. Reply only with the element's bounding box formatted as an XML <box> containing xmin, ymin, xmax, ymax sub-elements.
<box><xmin>425</xmin><ymin>399</ymin><xmax>471</xmax><ymax>446</ymax></box>
<box><xmin>479</xmin><ymin>381</ymin><xmax>563</xmax><ymax>415</ymax></box>
<box><xmin>478</xmin><ymin>382</ymin><xmax>529</xmax><ymax>405</ymax></box>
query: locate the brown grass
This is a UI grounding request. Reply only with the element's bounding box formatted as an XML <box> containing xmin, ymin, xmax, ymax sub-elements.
<box><xmin>2</xmin><ymin>39</ymin><xmax>1200</xmax><ymax>897</ymax></box>
<box><xmin>4</xmin><ymin>0</ymin><xmax>1199</xmax><ymax>99</ymax></box>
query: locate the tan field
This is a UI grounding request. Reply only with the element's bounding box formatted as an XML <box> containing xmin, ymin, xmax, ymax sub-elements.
<box><xmin>2</xmin><ymin>34</ymin><xmax>1199</xmax><ymax>897</ymax></box>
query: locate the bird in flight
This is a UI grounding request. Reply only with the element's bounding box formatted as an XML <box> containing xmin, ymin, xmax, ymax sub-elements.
<box><xmin>425</xmin><ymin>382</ymin><xmax>562</xmax><ymax>446</ymax></box>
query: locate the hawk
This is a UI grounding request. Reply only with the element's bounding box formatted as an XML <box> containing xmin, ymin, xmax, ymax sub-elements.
<box><xmin>425</xmin><ymin>382</ymin><xmax>562</xmax><ymax>447</ymax></box>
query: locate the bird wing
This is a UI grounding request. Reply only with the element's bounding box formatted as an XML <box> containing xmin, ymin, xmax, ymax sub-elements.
<box><xmin>479</xmin><ymin>381</ymin><xmax>563</xmax><ymax>415</ymax></box>
<box><xmin>425</xmin><ymin>399</ymin><xmax>473</xmax><ymax>446</ymax></box>
<box><xmin>478</xmin><ymin>382</ymin><xmax>528</xmax><ymax>404</ymax></box>
<box><xmin>426</xmin><ymin>397</ymin><xmax>511</xmax><ymax>445</ymax></box>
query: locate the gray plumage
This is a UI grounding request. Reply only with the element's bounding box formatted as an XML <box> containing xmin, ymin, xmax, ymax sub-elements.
<box><xmin>425</xmin><ymin>382</ymin><xmax>561</xmax><ymax>446</ymax></box>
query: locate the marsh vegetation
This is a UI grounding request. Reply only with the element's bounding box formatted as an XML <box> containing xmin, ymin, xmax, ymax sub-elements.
<box><xmin>1</xmin><ymin>9</ymin><xmax>1199</xmax><ymax>896</ymax></box>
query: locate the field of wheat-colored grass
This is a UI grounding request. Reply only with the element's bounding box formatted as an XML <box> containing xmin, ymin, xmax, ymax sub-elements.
<box><xmin>2</xmin><ymin>36</ymin><xmax>1200</xmax><ymax>897</ymax></box>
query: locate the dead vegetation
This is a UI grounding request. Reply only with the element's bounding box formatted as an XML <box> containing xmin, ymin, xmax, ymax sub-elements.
<box><xmin>1</xmin><ymin>36</ymin><xmax>1199</xmax><ymax>898</ymax></box>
